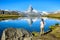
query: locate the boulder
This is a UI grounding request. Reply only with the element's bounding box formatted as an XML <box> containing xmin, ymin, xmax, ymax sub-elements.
<box><xmin>24</xmin><ymin>37</ymin><xmax>32</xmax><ymax>40</ymax></box>
<box><xmin>1</xmin><ymin>28</ymin><xmax>32</xmax><ymax>40</ymax></box>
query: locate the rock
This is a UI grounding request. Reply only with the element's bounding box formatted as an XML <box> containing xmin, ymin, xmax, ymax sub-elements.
<box><xmin>1</xmin><ymin>28</ymin><xmax>32</xmax><ymax>40</ymax></box>
<box><xmin>24</xmin><ymin>37</ymin><xmax>32</xmax><ymax>40</ymax></box>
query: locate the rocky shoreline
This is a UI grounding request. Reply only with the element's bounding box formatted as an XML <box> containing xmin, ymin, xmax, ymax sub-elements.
<box><xmin>1</xmin><ymin>25</ymin><xmax>60</xmax><ymax>40</ymax></box>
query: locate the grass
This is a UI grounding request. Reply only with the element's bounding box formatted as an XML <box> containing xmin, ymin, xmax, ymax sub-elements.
<box><xmin>32</xmin><ymin>32</ymin><xmax>39</xmax><ymax>37</ymax></box>
<box><xmin>0</xmin><ymin>14</ymin><xmax>23</xmax><ymax>20</ymax></box>
<box><xmin>0</xmin><ymin>14</ymin><xmax>22</xmax><ymax>18</ymax></box>
<box><xmin>49</xmin><ymin>23</ymin><xmax>60</xmax><ymax>30</ymax></box>
<box><xmin>50</xmin><ymin>26</ymin><xmax>60</xmax><ymax>38</ymax></box>
<box><xmin>44</xmin><ymin>13</ymin><xmax>60</xmax><ymax>19</ymax></box>
<box><xmin>32</xmin><ymin>23</ymin><xmax>60</xmax><ymax>40</ymax></box>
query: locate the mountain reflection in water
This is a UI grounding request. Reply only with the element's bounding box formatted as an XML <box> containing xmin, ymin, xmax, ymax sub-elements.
<box><xmin>0</xmin><ymin>17</ymin><xmax>60</xmax><ymax>38</ymax></box>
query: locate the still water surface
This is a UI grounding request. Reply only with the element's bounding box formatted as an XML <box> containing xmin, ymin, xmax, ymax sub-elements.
<box><xmin>0</xmin><ymin>17</ymin><xmax>60</xmax><ymax>36</ymax></box>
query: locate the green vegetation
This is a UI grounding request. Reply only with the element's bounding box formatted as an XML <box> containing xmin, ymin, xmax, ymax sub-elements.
<box><xmin>49</xmin><ymin>23</ymin><xmax>60</xmax><ymax>30</ymax></box>
<box><xmin>0</xmin><ymin>14</ymin><xmax>22</xmax><ymax>18</ymax></box>
<box><xmin>32</xmin><ymin>32</ymin><xmax>39</xmax><ymax>37</ymax></box>
<box><xmin>49</xmin><ymin>25</ymin><xmax>55</xmax><ymax>30</ymax></box>
<box><xmin>50</xmin><ymin>25</ymin><xmax>60</xmax><ymax>38</ymax></box>
<box><xmin>44</xmin><ymin>13</ymin><xmax>60</xmax><ymax>19</ymax></box>
<box><xmin>55</xmin><ymin>23</ymin><xmax>59</xmax><ymax>26</ymax></box>
<box><xmin>0</xmin><ymin>14</ymin><xmax>23</xmax><ymax>21</ymax></box>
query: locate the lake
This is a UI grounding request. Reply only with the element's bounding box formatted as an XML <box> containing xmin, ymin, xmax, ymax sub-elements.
<box><xmin>0</xmin><ymin>17</ymin><xmax>60</xmax><ymax>37</ymax></box>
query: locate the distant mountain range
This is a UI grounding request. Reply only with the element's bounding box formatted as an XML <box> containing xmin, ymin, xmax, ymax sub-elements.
<box><xmin>0</xmin><ymin>10</ymin><xmax>20</xmax><ymax>15</ymax></box>
<box><xmin>0</xmin><ymin>6</ymin><xmax>60</xmax><ymax>17</ymax></box>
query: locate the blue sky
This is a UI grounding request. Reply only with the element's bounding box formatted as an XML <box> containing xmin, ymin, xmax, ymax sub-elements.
<box><xmin>0</xmin><ymin>0</ymin><xmax>60</xmax><ymax>12</ymax></box>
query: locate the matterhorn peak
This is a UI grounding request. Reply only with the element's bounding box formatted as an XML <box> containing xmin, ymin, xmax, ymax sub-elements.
<box><xmin>24</xmin><ymin>5</ymin><xmax>39</xmax><ymax>13</ymax></box>
<box><xmin>28</xmin><ymin>5</ymin><xmax>33</xmax><ymax>12</ymax></box>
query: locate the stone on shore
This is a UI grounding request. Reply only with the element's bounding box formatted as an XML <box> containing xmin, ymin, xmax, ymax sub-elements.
<box><xmin>1</xmin><ymin>28</ymin><xmax>32</xmax><ymax>40</ymax></box>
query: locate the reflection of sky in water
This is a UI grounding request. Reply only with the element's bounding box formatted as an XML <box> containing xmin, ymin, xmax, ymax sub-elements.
<box><xmin>0</xmin><ymin>18</ymin><xmax>60</xmax><ymax>36</ymax></box>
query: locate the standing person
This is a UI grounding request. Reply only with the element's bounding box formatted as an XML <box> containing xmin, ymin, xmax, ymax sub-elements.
<box><xmin>40</xmin><ymin>18</ymin><xmax>44</xmax><ymax>35</ymax></box>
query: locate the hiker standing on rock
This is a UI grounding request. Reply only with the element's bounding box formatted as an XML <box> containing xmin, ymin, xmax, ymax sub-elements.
<box><xmin>40</xmin><ymin>18</ymin><xmax>44</xmax><ymax>35</ymax></box>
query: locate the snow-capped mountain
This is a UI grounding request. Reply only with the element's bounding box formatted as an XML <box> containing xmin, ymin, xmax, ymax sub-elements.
<box><xmin>54</xmin><ymin>10</ymin><xmax>60</xmax><ymax>14</ymax></box>
<box><xmin>41</xmin><ymin>11</ymin><xmax>49</xmax><ymax>15</ymax></box>
<box><xmin>22</xmin><ymin>5</ymin><xmax>41</xmax><ymax>17</ymax></box>
<box><xmin>24</xmin><ymin>5</ymin><xmax>39</xmax><ymax>14</ymax></box>
<box><xmin>23</xmin><ymin>5</ymin><xmax>49</xmax><ymax>16</ymax></box>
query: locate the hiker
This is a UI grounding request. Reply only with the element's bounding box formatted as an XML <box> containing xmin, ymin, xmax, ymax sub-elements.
<box><xmin>40</xmin><ymin>18</ymin><xmax>44</xmax><ymax>35</ymax></box>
